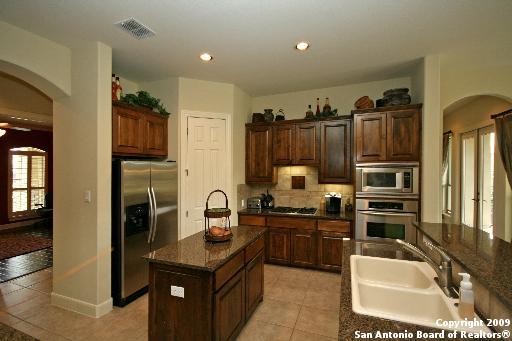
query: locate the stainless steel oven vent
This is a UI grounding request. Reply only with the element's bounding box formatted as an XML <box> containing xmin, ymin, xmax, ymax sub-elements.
<box><xmin>114</xmin><ymin>18</ymin><xmax>156</xmax><ymax>40</ymax></box>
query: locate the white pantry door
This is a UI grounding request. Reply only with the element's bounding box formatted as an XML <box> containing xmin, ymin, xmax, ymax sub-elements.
<box><xmin>183</xmin><ymin>116</ymin><xmax>227</xmax><ymax>238</ymax></box>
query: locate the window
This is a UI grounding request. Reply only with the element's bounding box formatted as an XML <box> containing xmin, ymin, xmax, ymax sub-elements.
<box><xmin>8</xmin><ymin>147</ymin><xmax>47</xmax><ymax>220</ymax></box>
<box><xmin>442</xmin><ymin>134</ymin><xmax>452</xmax><ymax>215</ymax></box>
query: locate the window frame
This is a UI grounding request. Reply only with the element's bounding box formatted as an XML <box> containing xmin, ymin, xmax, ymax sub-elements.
<box><xmin>7</xmin><ymin>148</ymin><xmax>48</xmax><ymax>221</ymax></box>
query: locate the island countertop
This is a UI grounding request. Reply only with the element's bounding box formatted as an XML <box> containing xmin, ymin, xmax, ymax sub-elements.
<box><xmin>143</xmin><ymin>225</ymin><xmax>266</xmax><ymax>272</ymax></box>
<box><xmin>414</xmin><ymin>222</ymin><xmax>512</xmax><ymax>310</ymax></box>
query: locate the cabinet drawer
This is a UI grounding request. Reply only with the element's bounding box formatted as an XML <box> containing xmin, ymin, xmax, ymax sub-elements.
<box><xmin>239</xmin><ymin>215</ymin><xmax>266</xmax><ymax>226</ymax></box>
<box><xmin>215</xmin><ymin>252</ymin><xmax>244</xmax><ymax>290</ymax></box>
<box><xmin>245</xmin><ymin>236</ymin><xmax>264</xmax><ymax>264</ymax></box>
<box><xmin>317</xmin><ymin>220</ymin><xmax>350</xmax><ymax>233</ymax></box>
<box><xmin>267</xmin><ymin>217</ymin><xmax>316</xmax><ymax>230</ymax></box>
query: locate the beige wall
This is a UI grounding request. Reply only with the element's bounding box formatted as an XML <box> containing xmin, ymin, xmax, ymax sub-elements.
<box><xmin>0</xmin><ymin>21</ymin><xmax>71</xmax><ymax>98</ymax></box>
<box><xmin>52</xmin><ymin>42</ymin><xmax>113</xmax><ymax>317</ymax></box>
<box><xmin>252</xmin><ymin>77</ymin><xmax>411</xmax><ymax>119</ymax></box>
<box><xmin>0</xmin><ymin>72</ymin><xmax>52</xmax><ymax>115</ymax></box>
<box><xmin>443</xmin><ymin>96</ymin><xmax>512</xmax><ymax>241</ymax></box>
<box><xmin>116</xmin><ymin>75</ymin><xmax>140</xmax><ymax>96</ymax></box>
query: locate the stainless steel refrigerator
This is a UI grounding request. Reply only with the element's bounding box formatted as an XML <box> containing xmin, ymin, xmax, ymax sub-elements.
<box><xmin>112</xmin><ymin>159</ymin><xmax>178</xmax><ymax>306</ymax></box>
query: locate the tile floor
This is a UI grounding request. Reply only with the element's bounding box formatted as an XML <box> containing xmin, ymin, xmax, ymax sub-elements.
<box><xmin>0</xmin><ymin>264</ymin><xmax>340</xmax><ymax>340</ymax></box>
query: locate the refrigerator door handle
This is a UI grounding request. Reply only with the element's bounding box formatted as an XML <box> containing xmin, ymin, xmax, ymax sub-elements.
<box><xmin>147</xmin><ymin>187</ymin><xmax>154</xmax><ymax>244</ymax></box>
<box><xmin>151</xmin><ymin>187</ymin><xmax>158</xmax><ymax>242</ymax></box>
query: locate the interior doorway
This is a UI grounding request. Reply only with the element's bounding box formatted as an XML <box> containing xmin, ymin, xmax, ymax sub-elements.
<box><xmin>0</xmin><ymin>72</ymin><xmax>54</xmax><ymax>282</ymax></box>
<box><xmin>180</xmin><ymin>111</ymin><xmax>232</xmax><ymax>239</ymax></box>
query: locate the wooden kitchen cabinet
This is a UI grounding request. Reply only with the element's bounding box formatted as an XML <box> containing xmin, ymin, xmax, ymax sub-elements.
<box><xmin>354</xmin><ymin>113</ymin><xmax>386</xmax><ymax>162</ymax></box>
<box><xmin>272</xmin><ymin>124</ymin><xmax>294</xmax><ymax>165</ymax></box>
<box><xmin>317</xmin><ymin>220</ymin><xmax>350</xmax><ymax>271</ymax></box>
<box><xmin>147</xmin><ymin>228</ymin><xmax>265</xmax><ymax>341</ymax></box>
<box><xmin>319</xmin><ymin>119</ymin><xmax>352</xmax><ymax>183</ymax></box>
<box><xmin>294</xmin><ymin>122</ymin><xmax>320</xmax><ymax>165</ymax></box>
<box><xmin>112</xmin><ymin>101</ymin><xmax>168</xmax><ymax>157</ymax></box>
<box><xmin>386</xmin><ymin>109</ymin><xmax>420</xmax><ymax>161</ymax></box>
<box><xmin>272</xmin><ymin>122</ymin><xmax>320</xmax><ymax>166</ymax></box>
<box><xmin>246</xmin><ymin>125</ymin><xmax>277</xmax><ymax>184</ymax></box>
<box><xmin>214</xmin><ymin>270</ymin><xmax>246</xmax><ymax>341</ymax></box>
<box><xmin>354</xmin><ymin>104</ymin><xmax>422</xmax><ymax>162</ymax></box>
<box><xmin>291</xmin><ymin>229</ymin><xmax>316</xmax><ymax>267</ymax></box>
<box><xmin>245</xmin><ymin>251</ymin><xmax>264</xmax><ymax>319</ymax></box>
<box><xmin>267</xmin><ymin>228</ymin><xmax>291</xmax><ymax>265</ymax></box>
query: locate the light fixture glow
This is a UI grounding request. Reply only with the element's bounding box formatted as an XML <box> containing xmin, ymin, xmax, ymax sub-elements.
<box><xmin>295</xmin><ymin>41</ymin><xmax>310</xmax><ymax>51</ymax></box>
<box><xmin>0</xmin><ymin>129</ymin><xmax>6</xmax><ymax>138</ymax></box>
<box><xmin>199</xmin><ymin>53</ymin><xmax>213</xmax><ymax>62</ymax></box>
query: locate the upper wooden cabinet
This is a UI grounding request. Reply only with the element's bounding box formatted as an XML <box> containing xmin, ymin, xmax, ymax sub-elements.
<box><xmin>295</xmin><ymin>122</ymin><xmax>320</xmax><ymax>165</ymax></box>
<box><xmin>112</xmin><ymin>102</ymin><xmax>168</xmax><ymax>158</ymax></box>
<box><xmin>272</xmin><ymin>124</ymin><xmax>294</xmax><ymax>165</ymax></box>
<box><xmin>354</xmin><ymin>104</ymin><xmax>422</xmax><ymax>163</ymax></box>
<box><xmin>246</xmin><ymin>125</ymin><xmax>277</xmax><ymax>184</ymax></box>
<box><xmin>272</xmin><ymin>122</ymin><xmax>320</xmax><ymax>166</ymax></box>
<box><xmin>319</xmin><ymin>119</ymin><xmax>352</xmax><ymax>184</ymax></box>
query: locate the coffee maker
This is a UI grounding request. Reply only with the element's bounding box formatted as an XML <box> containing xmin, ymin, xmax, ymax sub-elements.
<box><xmin>325</xmin><ymin>193</ymin><xmax>342</xmax><ymax>213</ymax></box>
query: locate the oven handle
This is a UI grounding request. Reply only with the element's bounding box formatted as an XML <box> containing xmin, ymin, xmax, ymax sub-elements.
<box><xmin>358</xmin><ymin>211</ymin><xmax>416</xmax><ymax>217</ymax></box>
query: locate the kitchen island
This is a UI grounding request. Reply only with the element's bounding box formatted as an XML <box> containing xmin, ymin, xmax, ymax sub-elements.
<box><xmin>143</xmin><ymin>225</ymin><xmax>266</xmax><ymax>341</ymax></box>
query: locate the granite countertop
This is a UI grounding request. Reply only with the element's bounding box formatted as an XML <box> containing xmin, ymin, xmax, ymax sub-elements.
<box><xmin>143</xmin><ymin>225</ymin><xmax>266</xmax><ymax>272</ymax></box>
<box><xmin>238</xmin><ymin>208</ymin><xmax>354</xmax><ymax>221</ymax></box>
<box><xmin>339</xmin><ymin>240</ymin><xmax>459</xmax><ymax>340</ymax></box>
<box><xmin>414</xmin><ymin>222</ymin><xmax>512</xmax><ymax>310</ymax></box>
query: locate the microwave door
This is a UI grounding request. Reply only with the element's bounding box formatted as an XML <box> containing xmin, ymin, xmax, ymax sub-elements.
<box><xmin>362</xmin><ymin>169</ymin><xmax>404</xmax><ymax>193</ymax></box>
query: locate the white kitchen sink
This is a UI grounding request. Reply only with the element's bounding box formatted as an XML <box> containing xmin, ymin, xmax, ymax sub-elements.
<box><xmin>350</xmin><ymin>255</ymin><xmax>490</xmax><ymax>333</ymax></box>
<box><xmin>353</xmin><ymin>254</ymin><xmax>434</xmax><ymax>289</ymax></box>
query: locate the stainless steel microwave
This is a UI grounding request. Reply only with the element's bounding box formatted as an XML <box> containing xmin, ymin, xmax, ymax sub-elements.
<box><xmin>356</xmin><ymin>164</ymin><xmax>419</xmax><ymax>196</ymax></box>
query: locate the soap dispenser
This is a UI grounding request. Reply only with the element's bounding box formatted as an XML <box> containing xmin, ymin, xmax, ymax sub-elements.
<box><xmin>458</xmin><ymin>273</ymin><xmax>475</xmax><ymax>319</ymax></box>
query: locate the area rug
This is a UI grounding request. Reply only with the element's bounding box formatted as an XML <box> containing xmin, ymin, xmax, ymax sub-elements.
<box><xmin>0</xmin><ymin>322</ymin><xmax>37</xmax><ymax>341</ymax></box>
<box><xmin>0</xmin><ymin>233</ymin><xmax>52</xmax><ymax>260</ymax></box>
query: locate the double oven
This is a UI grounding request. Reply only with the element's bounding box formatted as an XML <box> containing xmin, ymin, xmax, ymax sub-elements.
<box><xmin>355</xmin><ymin>163</ymin><xmax>419</xmax><ymax>244</ymax></box>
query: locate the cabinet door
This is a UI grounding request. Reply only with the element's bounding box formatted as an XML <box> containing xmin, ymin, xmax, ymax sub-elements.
<box><xmin>291</xmin><ymin>229</ymin><xmax>316</xmax><ymax>267</ymax></box>
<box><xmin>245</xmin><ymin>251</ymin><xmax>264</xmax><ymax>319</ymax></box>
<box><xmin>319</xmin><ymin>120</ymin><xmax>352</xmax><ymax>183</ymax></box>
<box><xmin>272</xmin><ymin>124</ymin><xmax>294</xmax><ymax>165</ymax></box>
<box><xmin>267</xmin><ymin>228</ymin><xmax>290</xmax><ymax>265</ymax></box>
<box><xmin>355</xmin><ymin>113</ymin><xmax>386</xmax><ymax>162</ymax></box>
<box><xmin>246</xmin><ymin>126</ymin><xmax>276</xmax><ymax>184</ymax></box>
<box><xmin>112</xmin><ymin>106</ymin><xmax>144</xmax><ymax>155</ymax></box>
<box><xmin>143</xmin><ymin>114</ymin><xmax>168</xmax><ymax>157</ymax></box>
<box><xmin>214</xmin><ymin>270</ymin><xmax>246</xmax><ymax>341</ymax></box>
<box><xmin>317</xmin><ymin>231</ymin><xmax>345</xmax><ymax>271</ymax></box>
<box><xmin>294</xmin><ymin>122</ymin><xmax>320</xmax><ymax>165</ymax></box>
<box><xmin>386</xmin><ymin>109</ymin><xmax>420</xmax><ymax>161</ymax></box>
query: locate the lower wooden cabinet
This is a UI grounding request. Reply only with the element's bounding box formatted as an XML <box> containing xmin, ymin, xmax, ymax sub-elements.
<box><xmin>214</xmin><ymin>270</ymin><xmax>246</xmax><ymax>341</ymax></box>
<box><xmin>240</xmin><ymin>214</ymin><xmax>350</xmax><ymax>272</ymax></box>
<box><xmin>245</xmin><ymin>251</ymin><xmax>264</xmax><ymax>319</ymax></box>
<box><xmin>148</xmin><ymin>234</ymin><xmax>264</xmax><ymax>341</ymax></box>
<box><xmin>291</xmin><ymin>229</ymin><xmax>316</xmax><ymax>267</ymax></box>
<box><xmin>267</xmin><ymin>228</ymin><xmax>291</xmax><ymax>265</ymax></box>
<box><xmin>317</xmin><ymin>231</ymin><xmax>345</xmax><ymax>271</ymax></box>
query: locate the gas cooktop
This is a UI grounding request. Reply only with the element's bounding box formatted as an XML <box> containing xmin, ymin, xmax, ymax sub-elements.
<box><xmin>267</xmin><ymin>207</ymin><xmax>317</xmax><ymax>215</ymax></box>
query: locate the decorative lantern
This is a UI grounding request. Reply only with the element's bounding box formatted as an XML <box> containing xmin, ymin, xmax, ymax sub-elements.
<box><xmin>204</xmin><ymin>189</ymin><xmax>232</xmax><ymax>242</ymax></box>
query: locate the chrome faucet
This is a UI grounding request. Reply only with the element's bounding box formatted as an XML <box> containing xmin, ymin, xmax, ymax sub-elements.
<box><xmin>396</xmin><ymin>239</ymin><xmax>458</xmax><ymax>298</ymax></box>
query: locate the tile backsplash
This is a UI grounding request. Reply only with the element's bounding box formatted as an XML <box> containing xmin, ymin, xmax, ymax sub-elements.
<box><xmin>237</xmin><ymin>166</ymin><xmax>353</xmax><ymax>210</ymax></box>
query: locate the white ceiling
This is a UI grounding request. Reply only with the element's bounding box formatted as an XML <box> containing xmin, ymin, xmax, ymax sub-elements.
<box><xmin>0</xmin><ymin>0</ymin><xmax>511</xmax><ymax>96</ymax></box>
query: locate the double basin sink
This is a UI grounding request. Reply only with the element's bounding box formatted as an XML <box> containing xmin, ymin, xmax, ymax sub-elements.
<box><xmin>350</xmin><ymin>255</ymin><xmax>490</xmax><ymax>333</ymax></box>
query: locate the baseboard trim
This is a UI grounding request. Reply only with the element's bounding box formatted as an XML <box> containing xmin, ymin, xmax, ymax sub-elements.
<box><xmin>51</xmin><ymin>292</ymin><xmax>113</xmax><ymax>318</ymax></box>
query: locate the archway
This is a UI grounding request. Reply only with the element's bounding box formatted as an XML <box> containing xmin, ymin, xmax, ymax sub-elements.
<box><xmin>442</xmin><ymin>94</ymin><xmax>512</xmax><ymax>242</ymax></box>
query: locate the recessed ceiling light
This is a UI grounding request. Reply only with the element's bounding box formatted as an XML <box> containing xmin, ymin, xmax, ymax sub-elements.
<box><xmin>199</xmin><ymin>53</ymin><xmax>213</xmax><ymax>62</ymax></box>
<box><xmin>295</xmin><ymin>41</ymin><xmax>310</xmax><ymax>51</ymax></box>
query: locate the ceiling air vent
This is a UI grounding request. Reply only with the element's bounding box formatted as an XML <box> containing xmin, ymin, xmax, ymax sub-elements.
<box><xmin>114</xmin><ymin>18</ymin><xmax>156</xmax><ymax>40</ymax></box>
